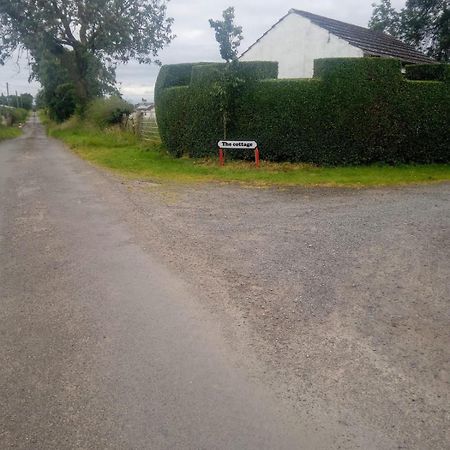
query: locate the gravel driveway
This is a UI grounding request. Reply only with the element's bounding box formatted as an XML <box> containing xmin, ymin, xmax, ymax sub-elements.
<box><xmin>112</xmin><ymin>179</ymin><xmax>450</xmax><ymax>450</ymax></box>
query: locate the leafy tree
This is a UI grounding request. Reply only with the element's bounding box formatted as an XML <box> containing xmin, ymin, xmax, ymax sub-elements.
<box><xmin>0</xmin><ymin>0</ymin><xmax>174</xmax><ymax>107</ymax></box>
<box><xmin>19</xmin><ymin>94</ymin><xmax>33</xmax><ymax>110</ymax></box>
<box><xmin>29</xmin><ymin>47</ymin><xmax>78</xmax><ymax>120</ymax></box>
<box><xmin>209</xmin><ymin>7</ymin><xmax>243</xmax><ymax>63</ymax></box>
<box><xmin>369</xmin><ymin>0</ymin><xmax>401</xmax><ymax>36</ymax></box>
<box><xmin>369</xmin><ymin>0</ymin><xmax>450</xmax><ymax>61</ymax></box>
<box><xmin>34</xmin><ymin>90</ymin><xmax>47</xmax><ymax>110</ymax></box>
<box><xmin>0</xmin><ymin>93</ymin><xmax>33</xmax><ymax>109</ymax></box>
<box><xmin>209</xmin><ymin>7</ymin><xmax>244</xmax><ymax>139</ymax></box>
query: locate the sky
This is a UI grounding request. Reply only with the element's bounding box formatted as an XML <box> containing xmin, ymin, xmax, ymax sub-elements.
<box><xmin>0</xmin><ymin>0</ymin><xmax>406</xmax><ymax>104</ymax></box>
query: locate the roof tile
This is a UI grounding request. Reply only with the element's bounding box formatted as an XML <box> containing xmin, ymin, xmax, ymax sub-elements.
<box><xmin>291</xmin><ymin>9</ymin><xmax>433</xmax><ymax>64</ymax></box>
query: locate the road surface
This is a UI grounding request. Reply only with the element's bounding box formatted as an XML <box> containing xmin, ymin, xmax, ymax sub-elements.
<box><xmin>0</xmin><ymin>116</ymin><xmax>345</xmax><ymax>449</ymax></box>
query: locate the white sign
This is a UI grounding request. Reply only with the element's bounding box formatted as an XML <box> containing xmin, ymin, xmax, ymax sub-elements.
<box><xmin>218</xmin><ymin>140</ymin><xmax>258</xmax><ymax>150</ymax></box>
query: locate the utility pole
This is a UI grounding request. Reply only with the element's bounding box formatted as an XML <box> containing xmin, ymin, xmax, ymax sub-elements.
<box><xmin>6</xmin><ymin>82</ymin><xmax>10</xmax><ymax>106</ymax></box>
<box><xmin>15</xmin><ymin>90</ymin><xmax>20</xmax><ymax>108</ymax></box>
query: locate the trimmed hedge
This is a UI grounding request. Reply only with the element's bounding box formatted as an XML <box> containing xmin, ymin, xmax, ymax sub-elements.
<box><xmin>191</xmin><ymin>61</ymin><xmax>278</xmax><ymax>86</ymax></box>
<box><xmin>154</xmin><ymin>62</ymin><xmax>217</xmax><ymax>103</ymax></box>
<box><xmin>156</xmin><ymin>86</ymin><xmax>191</xmax><ymax>157</ymax></box>
<box><xmin>314</xmin><ymin>57</ymin><xmax>403</xmax><ymax>84</ymax></box>
<box><xmin>156</xmin><ymin>58</ymin><xmax>450</xmax><ymax>165</ymax></box>
<box><xmin>405</xmin><ymin>63</ymin><xmax>450</xmax><ymax>82</ymax></box>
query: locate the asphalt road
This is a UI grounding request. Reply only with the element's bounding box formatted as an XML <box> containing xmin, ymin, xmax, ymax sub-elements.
<box><xmin>0</xmin><ymin>115</ymin><xmax>330</xmax><ymax>449</ymax></box>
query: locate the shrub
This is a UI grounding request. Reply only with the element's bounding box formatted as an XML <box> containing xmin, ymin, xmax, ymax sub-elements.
<box><xmin>86</xmin><ymin>96</ymin><xmax>133</xmax><ymax>128</ymax></box>
<box><xmin>47</xmin><ymin>83</ymin><xmax>77</xmax><ymax>123</ymax></box>
<box><xmin>9</xmin><ymin>108</ymin><xmax>28</xmax><ymax>124</ymax></box>
<box><xmin>405</xmin><ymin>63</ymin><xmax>450</xmax><ymax>82</ymax></box>
<box><xmin>0</xmin><ymin>106</ymin><xmax>28</xmax><ymax>125</ymax></box>
<box><xmin>157</xmin><ymin>58</ymin><xmax>450</xmax><ymax>165</ymax></box>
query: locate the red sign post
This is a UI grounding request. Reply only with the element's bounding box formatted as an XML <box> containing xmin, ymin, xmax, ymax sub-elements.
<box><xmin>218</xmin><ymin>141</ymin><xmax>260</xmax><ymax>167</ymax></box>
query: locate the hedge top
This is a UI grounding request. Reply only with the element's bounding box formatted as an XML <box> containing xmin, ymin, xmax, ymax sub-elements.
<box><xmin>314</xmin><ymin>57</ymin><xmax>403</xmax><ymax>83</ymax></box>
<box><xmin>405</xmin><ymin>63</ymin><xmax>450</xmax><ymax>82</ymax></box>
<box><xmin>155</xmin><ymin>61</ymin><xmax>279</xmax><ymax>101</ymax></box>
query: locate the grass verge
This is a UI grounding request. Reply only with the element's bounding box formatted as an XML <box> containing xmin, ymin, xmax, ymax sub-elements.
<box><xmin>0</xmin><ymin>126</ymin><xmax>22</xmax><ymax>142</ymax></box>
<box><xmin>48</xmin><ymin>120</ymin><xmax>450</xmax><ymax>187</ymax></box>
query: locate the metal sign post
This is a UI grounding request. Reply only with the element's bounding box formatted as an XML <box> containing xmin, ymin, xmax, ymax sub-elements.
<box><xmin>217</xmin><ymin>141</ymin><xmax>260</xmax><ymax>167</ymax></box>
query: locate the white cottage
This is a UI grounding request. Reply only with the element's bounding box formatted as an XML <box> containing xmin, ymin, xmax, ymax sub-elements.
<box><xmin>240</xmin><ymin>9</ymin><xmax>432</xmax><ymax>79</ymax></box>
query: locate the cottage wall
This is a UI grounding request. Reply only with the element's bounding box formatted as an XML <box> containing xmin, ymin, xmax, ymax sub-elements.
<box><xmin>240</xmin><ymin>13</ymin><xmax>364</xmax><ymax>78</ymax></box>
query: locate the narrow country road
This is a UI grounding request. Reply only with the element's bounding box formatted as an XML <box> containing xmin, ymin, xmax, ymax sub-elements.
<box><xmin>0</xmin><ymin>115</ymin><xmax>324</xmax><ymax>449</ymax></box>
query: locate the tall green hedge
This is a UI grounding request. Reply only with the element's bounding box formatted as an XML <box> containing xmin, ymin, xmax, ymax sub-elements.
<box><xmin>156</xmin><ymin>86</ymin><xmax>190</xmax><ymax>157</ymax></box>
<box><xmin>314</xmin><ymin>57</ymin><xmax>403</xmax><ymax>84</ymax></box>
<box><xmin>154</xmin><ymin>62</ymin><xmax>216</xmax><ymax>103</ymax></box>
<box><xmin>156</xmin><ymin>58</ymin><xmax>450</xmax><ymax>165</ymax></box>
<box><xmin>405</xmin><ymin>63</ymin><xmax>450</xmax><ymax>82</ymax></box>
<box><xmin>191</xmin><ymin>61</ymin><xmax>278</xmax><ymax>86</ymax></box>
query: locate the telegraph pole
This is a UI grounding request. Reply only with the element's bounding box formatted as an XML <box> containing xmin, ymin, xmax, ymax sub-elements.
<box><xmin>6</xmin><ymin>82</ymin><xmax>10</xmax><ymax>106</ymax></box>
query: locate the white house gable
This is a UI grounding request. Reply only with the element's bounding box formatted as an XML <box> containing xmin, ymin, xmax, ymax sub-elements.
<box><xmin>240</xmin><ymin>13</ymin><xmax>364</xmax><ymax>79</ymax></box>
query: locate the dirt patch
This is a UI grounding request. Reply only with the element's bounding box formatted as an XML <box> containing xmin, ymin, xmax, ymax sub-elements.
<box><xmin>108</xmin><ymin>179</ymin><xmax>449</xmax><ymax>449</ymax></box>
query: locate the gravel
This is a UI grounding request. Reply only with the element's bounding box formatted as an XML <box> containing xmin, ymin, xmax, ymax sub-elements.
<box><xmin>111</xmin><ymin>179</ymin><xmax>450</xmax><ymax>450</ymax></box>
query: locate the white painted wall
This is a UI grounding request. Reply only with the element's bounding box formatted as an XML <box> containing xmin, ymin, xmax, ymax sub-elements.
<box><xmin>240</xmin><ymin>13</ymin><xmax>364</xmax><ymax>79</ymax></box>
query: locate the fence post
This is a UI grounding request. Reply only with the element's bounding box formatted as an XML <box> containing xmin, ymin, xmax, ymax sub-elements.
<box><xmin>135</xmin><ymin>111</ymin><xmax>143</xmax><ymax>137</ymax></box>
<box><xmin>121</xmin><ymin>113</ymin><xmax>128</xmax><ymax>131</ymax></box>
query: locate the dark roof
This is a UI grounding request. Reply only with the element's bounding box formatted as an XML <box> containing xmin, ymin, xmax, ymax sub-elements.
<box><xmin>241</xmin><ymin>9</ymin><xmax>433</xmax><ymax>65</ymax></box>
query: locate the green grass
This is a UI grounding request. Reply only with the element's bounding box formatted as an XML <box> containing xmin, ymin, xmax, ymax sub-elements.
<box><xmin>0</xmin><ymin>125</ymin><xmax>21</xmax><ymax>142</ymax></box>
<box><xmin>48</xmin><ymin>121</ymin><xmax>450</xmax><ymax>187</ymax></box>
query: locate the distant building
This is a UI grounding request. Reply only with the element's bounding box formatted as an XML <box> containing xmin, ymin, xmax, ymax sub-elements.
<box><xmin>135</xmin><ymin>102</ymin><xmax>154</xmax><ymax>112</ymax></box>
<box><xmin>134</xmin><ymin>102</ymin><xmax>155</xmax><ymax>119</ymax></box>
<box><xmin>240</xmin><ymin>9</ymin><xmax>433</xmax><ymax>79</ymax></box>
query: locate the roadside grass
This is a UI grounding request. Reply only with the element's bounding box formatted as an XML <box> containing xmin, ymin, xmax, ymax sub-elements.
<box><xmin>48</xmin><ymin>121</ymin><xmax>450</xmax><ymax>187</ymax></box>
<box><xmin>0</xmin><ymin>125</ymin><xmax>22</xmax><ymax>142</ymax></box>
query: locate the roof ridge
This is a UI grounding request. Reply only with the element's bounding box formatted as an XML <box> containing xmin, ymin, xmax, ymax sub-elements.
<box><xmin>290</xmin><ymin>9</ymin><xmax>379</xmax><ymax>34</ymax></box>
<box><xmin>240</xmin><ymin>9</ymin><xmax>433</xmax><ymax>64</ymax></box>
<box><xmin>289</xmin><ymin>8</ymin><xmax>433</xmax><ymax>63</ymax></box>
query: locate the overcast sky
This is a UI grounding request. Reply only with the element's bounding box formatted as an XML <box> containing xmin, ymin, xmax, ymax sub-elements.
<box><xmin>0</xmin><ymin>0</ymin><xmax>406</xmax><ymax>103</ymax></box>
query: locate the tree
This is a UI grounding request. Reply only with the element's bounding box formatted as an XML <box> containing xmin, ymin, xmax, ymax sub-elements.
<box><xmin>0</xmin><ymin>0</ymin><xmax>174</xmax><ymax>107</ymax></box>
<box><xmin>209</xmin><ymin>7</ymin><xmax>245</xmax><ymax>139</ymax></box>
<box><xmin>20</xmin><ymin>93</ymin><xmax>33</xmax><ymax>110</ymax></box>
<box><xmin>34</xmin><ymin>90</ymin><xmax>47</xmax><ymax>110</ymax></box>
<box><xmin>369</xmin><ymin>0</ymin><xmax>450</xmax><ymax>61</ymax></box>
<box><xmin>0</xmin><ymin>93</ymin><xmax>33</xmax><ymax>109</ymax></box>
<box><xmin>209</xmin><ymin>7</ymin><xmax>243</xmax><ymax>63</ymax></box>
<box><xmin>369</xmin><ymin>0</ymin><xmax>401</xmax><ymax>36</ymax></box>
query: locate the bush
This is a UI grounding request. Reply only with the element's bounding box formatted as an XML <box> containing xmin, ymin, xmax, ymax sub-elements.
<box><xmin>0</xmin><ymin>106</ymin><xmax>28</xmax><ymax>125</ymax></box>
<box><xmin>86</xmin><ymin>96</ymin><xmax>133</xmax><ymax>128</ymax></box>
<box><xmin>47</xmin><ymin>83</ymin><xmax>77</xmax><ymax>123</ymax></box>
<box><xmin>9</xmin><ymin>108</ymin><xmax>28</xmax><ymax>124</ymax></box>
<box><xmin>157</xmin><ymin>58</ymin><xmax>450</xmax><ymax>165</ymax></box>
<box><xmin>405</xmin><ymin>64</ymin><xmax>450</xmax><ymax>82</ymax></box>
